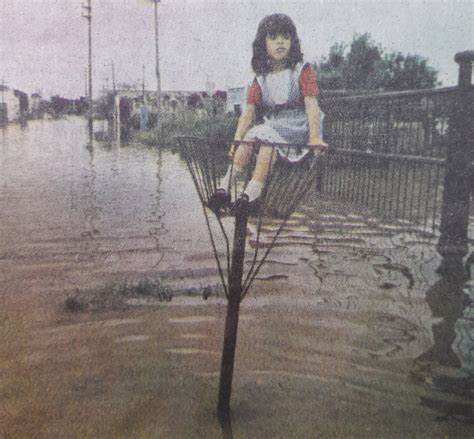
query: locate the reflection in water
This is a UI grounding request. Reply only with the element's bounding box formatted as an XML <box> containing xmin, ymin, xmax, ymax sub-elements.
<box><xmin>1</xmin><ymin>116</ymin><xmax>473</xmax><ymax>434</ymax></box>
<box><xmin>0</xmin><ymin>117</ymin><xmax>175</xmax><ymax>292</ymax></box>
<box><xmin>82</xmin><ymin>126</ymin><xmax>100</xmax><ymax>237</ymax></box>
<box><xmin>415</xmin><ymin>256</ymin><xmax>474</xmax><ymax>423</ymax></box>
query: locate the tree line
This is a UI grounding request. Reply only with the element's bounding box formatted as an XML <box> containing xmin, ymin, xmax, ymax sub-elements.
<box><xmin>315</xmin><ymin>33</ymin><xmax>440</xmax><ymax>92</ymax></box>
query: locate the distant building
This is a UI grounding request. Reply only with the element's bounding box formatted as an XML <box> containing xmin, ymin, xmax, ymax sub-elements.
<box><xmin>226</xmin><ymin>86</ymin><xmax>246</xmax><ymax>114</ymax></box>
<box><xmin>112</xmin><ymin>89</ymin><xmax>226</xmax><ymax>128</ymax></box>
<box><xmin>0</xmin><ymin>85</ymin><xmax>23</xmax><ymax>122</ymax></box>
<box><xmin>30</xmin><ymin>93</ymin><xmax>41</xmax><ymax>111</ymax></box>
<box><xmin>205</xmin><ymin>79</ymin><xmax>215</xmax><ymax>96</ymax></box>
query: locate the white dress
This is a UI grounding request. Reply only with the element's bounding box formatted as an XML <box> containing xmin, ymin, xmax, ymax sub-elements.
<box><xmin>244</xmin><ymin>62</ymin><xmax>313</xmax><ymax>162</ymax></box>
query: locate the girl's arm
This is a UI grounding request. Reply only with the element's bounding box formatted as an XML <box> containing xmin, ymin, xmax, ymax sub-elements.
<box><xmin>229</xmin><ymin>104</ymin><xmax>255</xmax><ymax>157</ymax></box>
<box><xmin>304</xmin><ymin>96</ymin><xmax>328</xmax><ymax>155</ymax></box>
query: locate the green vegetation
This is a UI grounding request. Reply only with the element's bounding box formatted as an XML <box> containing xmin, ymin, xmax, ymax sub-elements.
<box><xmin>316</xmin><ymin>33</ymin><xmax>440</xmax><ymax>91</ymax></box>
<box><xmin>64</xmin><ymin>278</ymin><xmax>173</xmax><ymax>312</ymax></box>
<box><xmin>135</xmin><ymin>112</ymin><xmax>238</xmax><ymax>148</ymax></box>
<box><xmin>121</xmin><ymin>278</ymin><xmax>173</xmax><ymax>301</ymax></box>
<box><xmin>64</xmin><ymin>279</ymin><xmax>218</xmax><ymax>312</ymax></box>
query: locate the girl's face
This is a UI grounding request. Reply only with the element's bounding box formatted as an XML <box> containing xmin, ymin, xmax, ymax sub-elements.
<box><xmin>265</xmin><ymin>33</ymin><xmax>291</xmax><ymax>63</ymax></box>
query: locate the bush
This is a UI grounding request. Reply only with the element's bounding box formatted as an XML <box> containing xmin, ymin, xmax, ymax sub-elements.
<box><xmin>137</xmin><ymin>112</ymin><xmax>238</xmax><ymax>148</ymax></box>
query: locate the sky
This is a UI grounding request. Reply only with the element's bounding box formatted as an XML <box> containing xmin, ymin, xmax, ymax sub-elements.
<box><xmin>0</xmin><ymin>0</ymin><xmax>472</xmax><ymax>98</ymax></box>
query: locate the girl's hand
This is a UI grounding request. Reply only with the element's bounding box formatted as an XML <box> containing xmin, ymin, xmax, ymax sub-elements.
<box><xmin>228</xmin><ymin>140</ymin><xmax>240</xmax><ymax>160</ymax></box>
<box><xmin>308</xmin><ymin>139</ymin><xmax>329</xmax><ymax>158</ymax></box>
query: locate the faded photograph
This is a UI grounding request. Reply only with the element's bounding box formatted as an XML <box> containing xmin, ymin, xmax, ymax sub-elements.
<box><xmin>1</xmin><ymin>0</ymin><xmax>473</xmax><ymax>437</ymax></box>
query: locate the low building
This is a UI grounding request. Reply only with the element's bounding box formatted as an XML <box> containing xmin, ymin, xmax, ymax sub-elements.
<box><xmin>0</xmin><ymin>85</ymin><xmax>22</xmax><ymax>122</ymax></box>
<box><xmin>30</xmin><ymin>93</ymin><xmax>43</xmax><ymax>118</ymax></box>
<box><xmin>112</xmin><ymin>89</ymin><xmax>226</xmax><ymax>128</ymax></box>
<box><xmin>226</xmin><ymin>86</ymin><xmax>246</xmax><ymax>114</ymax></box>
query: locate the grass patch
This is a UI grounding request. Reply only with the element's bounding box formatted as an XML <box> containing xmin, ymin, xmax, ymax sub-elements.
<box><xmin>63</xmin><ymin>278</ymin><xmax>218</xmax><ymax>313</ymax></box>
<box><xmin>121</xmin><ymin>278</ymin><xmax>173</xmax><ymax>301</ymax></box>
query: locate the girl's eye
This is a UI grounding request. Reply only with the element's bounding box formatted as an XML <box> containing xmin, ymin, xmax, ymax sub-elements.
<box><xmin>268</xmin><ymin>33</ymin><xmax>290</xmax><ymax>41</ymax></box>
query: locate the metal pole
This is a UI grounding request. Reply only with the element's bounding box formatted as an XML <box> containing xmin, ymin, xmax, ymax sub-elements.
<box><xmin>143</xmin><ymin>64</ymin><xmax>146</xmax><ymax>99</ymax></box>
<box><xmin>111</xmin><ymin>62</ymin><xmax>116</xmax><ymax>93</ymax></box>
<box><xmin>217</xmin><ymin>197</ymin><xmax>249</xmax><ymax>422</ymax></box>
<box><xmin>84</xmin><ymin>67</ymin><xmax>88</xmax><ymax>98</ymax></box>
<box><xmin>437</xmin><ymin>50</ymin><xmax>474</xmax><ymax>257</ymax></box>
<box><xmin>153</xmin><ymin>0</ymin><xmax>162</xmax><ymax>132</ymax></box>
<box><xmin>110</xmin><ymin>62</ymin><xmax>117</xmax><ymax>131</ymax></box>
<box><xmin>83</xmin><ymin>0</ymin><xmax>93</xmax><ymax>136</ymax></box>
<box><xmin>1</xmin><ymin>78</ymin><xmax>5</xmax><ymax>125</ymax></box>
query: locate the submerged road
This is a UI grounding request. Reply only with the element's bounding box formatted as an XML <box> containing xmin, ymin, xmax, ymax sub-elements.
<box><xmin>0</xmin><ymin>117</ymin><xmax>473</xmax><ymax>437</ymax></box>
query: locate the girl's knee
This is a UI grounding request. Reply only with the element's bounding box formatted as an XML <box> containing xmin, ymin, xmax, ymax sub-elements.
<box><xmin>234</xmin><ymin>144</ymin><xmax>253</xmax><ymax>167</ymax></box>
<box><xmin>256</xmin><ymin>144</ymin><xmax>277</xmax><ymax>164</ymax></box>
<box><xmin>239</xmin><ymin>144</ymin><xmax>253</xmax><ymax>154</ymax></box>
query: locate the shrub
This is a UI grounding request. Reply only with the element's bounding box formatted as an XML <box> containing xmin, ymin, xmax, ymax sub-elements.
<box><xmin>137</xmin><ymin>112</ymin><xmax>238</xmax><ymax>148</ymax></box>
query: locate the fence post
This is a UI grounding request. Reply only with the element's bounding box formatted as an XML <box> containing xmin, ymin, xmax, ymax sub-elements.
<box><xmin>437</xmin><ymin>51</ymin><xmax>474</xmax><ymax>257</ymax></box>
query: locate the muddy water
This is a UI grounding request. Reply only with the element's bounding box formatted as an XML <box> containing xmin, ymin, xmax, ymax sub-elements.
<box><xmin>0</xmin><ymin>117</ymin><xmax>473</xmax><ymax>438</ymax></box>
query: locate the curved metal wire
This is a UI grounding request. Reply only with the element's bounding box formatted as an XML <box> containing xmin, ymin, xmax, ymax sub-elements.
<box><xmin>241</xmin><ymin>158</ymin><xmax>320</xmax><ymax>299</ymax></box>
<box><xmin>177</xmin><ymin>135</ymin><xmax>321</xmax><ymax>300</ymax></box>
<box><xmin>178</xmin><ymin>136</ymin><xmax>230</xmax><ymax>298</ymax></box>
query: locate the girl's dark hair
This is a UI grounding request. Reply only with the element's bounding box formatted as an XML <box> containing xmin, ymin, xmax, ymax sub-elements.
<box><xmin>251</xmin><ymin>14</ymin><xmax>303</xmax><ymax>75</ymax></box>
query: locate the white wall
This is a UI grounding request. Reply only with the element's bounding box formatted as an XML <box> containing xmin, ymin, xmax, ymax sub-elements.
<box><xmin>226</xmin><ymin>87</ymin><xmax>246</xmax><ymax>113</ymax></box>
<box><xmin>1</xmin><ymin>89</ymin><xmax>21</xmax><ymax>122</ymax></box>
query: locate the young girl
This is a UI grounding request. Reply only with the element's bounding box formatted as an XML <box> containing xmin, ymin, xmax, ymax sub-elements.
<box><xmin>208</xmin><ymin>13</ymin><xmax>327</xmax><ymax>214</ymax></box>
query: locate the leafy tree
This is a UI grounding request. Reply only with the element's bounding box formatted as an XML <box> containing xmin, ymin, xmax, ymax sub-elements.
<box><xmin>316</xmin><ymin>42</ymin><xmax>346</xmax><ymax>89</ymax></box>
<box><xmin>383</xmin><ymin>52</ymin><xmax>439</xmax><ymax>91</ymax></box>
<box><xmin>316</xmin><ymin>33</ymin><xmax>440</xmax><ymax>91</ymax></box>
<box><xmin>187</xmin><ymin>93</ymin><xmax>203</xmax><ymax>108</ymax></box>
<box><xmin>343</xmin><ymin>33</ymin><xmax>385</xmax><ymax>90</ymax></box>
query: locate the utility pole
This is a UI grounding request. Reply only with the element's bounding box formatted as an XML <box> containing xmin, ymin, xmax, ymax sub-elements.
<box><xmin>142</xmin><ymin>64</ymin><xmax>146</xmax><ymax>99</ymax></box>
<box><xmin>105</xmin><ymin>62</ymin><xmax>116</xmax><ymax>92</ymax></box>
<box><xmin>111</xmin><ymin>62</ymin><xmax>116</xmax><ymax>93</ymax></box>
<box><xmin>82</xmin><ymin>0</ymin><xmax>93</xmax><ymax>136</ymax></box>
<box><xmin>1</xmin><ymin>78</ymin><xmax>4</xmax><ymax>126</ymax></box>
<box><xmin>152</xmin><ymin>0</ymin><xmax>162</xmax><ymax>132</ymax></box>
<box><xmin>84</xmin><ymin>67</ymin><xmax>88</xmax><ymax>98</ymax></box>
<box><xmin>106</xmin><ymin>62</ymin><xmax>117</xmax><ymax>131</ymax></box>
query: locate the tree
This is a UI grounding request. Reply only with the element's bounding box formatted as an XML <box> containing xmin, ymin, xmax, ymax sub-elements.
<box><xmin>316</xmin><ymin>33</ymin><xmax>440</xmax><ymax>91</ymax></box>
<box><xmin>316</xmin><ymin>42</ymin><xmax>346</xmax><ymax>89</ymax></box>
<box><xmin>343</xmin><ymin>33</ymin><xmax>386</xmax><ymax>90</ymax></box>
<box><xmin>383</xmin><ymin>52</ymin><xmax>439</xmax><ymax>91</ymax></box>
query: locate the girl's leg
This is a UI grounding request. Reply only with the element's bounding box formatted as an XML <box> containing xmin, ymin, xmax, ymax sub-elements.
<box><xmin>252</xmin><ymin>144</ymin><xmax>275</xmax><ymax>182</ymax></box>
<box><xmin>218</xmin><ymin>143</ymin><xmax>253</xmax><ymax>192</ymax></box>
<box><xmin>244</xmin><ymin>144</ymin><xmax>276</xmax><ymax>201</ymax></box>
<box><xmin>233</xmin><ymin>143</ymin><xmax>253</xmax><ymax>169</ymax></box>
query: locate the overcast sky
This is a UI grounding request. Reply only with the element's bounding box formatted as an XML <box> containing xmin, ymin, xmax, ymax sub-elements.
<box><xmin>0</xmin><ymin>0</ymin><xmax>472</xmax><ymax>98</ymax></box>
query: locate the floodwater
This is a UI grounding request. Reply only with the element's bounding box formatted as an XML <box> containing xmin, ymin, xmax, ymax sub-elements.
<box><xmin>0</xmin><ymin>117</ymin><xmax>473</xmax><ymax>438</ymax></box>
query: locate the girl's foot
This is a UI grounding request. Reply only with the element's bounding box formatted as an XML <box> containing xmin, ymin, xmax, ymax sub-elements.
<box><xmin>207</xmin><ymin>189</ymin><xmax>231</xmax><ymax>214</ymax></box>
<box><xmin>243</xmin><ymin>179</ymin><xmax>263</xmax><ymax>202</ymax></box>
<box><xmin>230</xmin><ymin>193</ymin><xmax>262</xmax><ymax>217</ymax></box>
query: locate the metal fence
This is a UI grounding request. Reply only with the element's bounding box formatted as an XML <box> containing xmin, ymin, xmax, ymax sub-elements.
<box><xmin>320</xmin><ymin>87</ymin><xmax>461</xmax><ymax>158</ymax></box>
<box><xmin>317</xmin><ymin>84</ymin><xmax>473</xmax><ymax>236</ymax></box>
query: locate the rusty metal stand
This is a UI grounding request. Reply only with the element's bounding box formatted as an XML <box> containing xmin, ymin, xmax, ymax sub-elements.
<box><xmin>217</xmin><ymin>196</ymin><xmax>249</xmax><ymax>422</ymax></box>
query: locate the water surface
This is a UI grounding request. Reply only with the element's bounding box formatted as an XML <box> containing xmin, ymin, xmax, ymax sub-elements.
<box><xmin>0</xmin><ymin>117</ymin><xmax>472</xmax><ymax>437</ymax></box>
